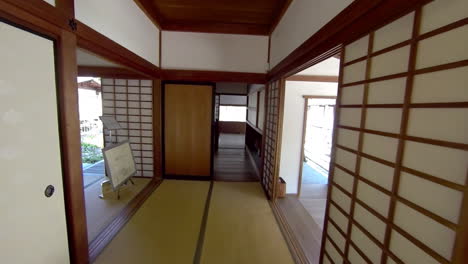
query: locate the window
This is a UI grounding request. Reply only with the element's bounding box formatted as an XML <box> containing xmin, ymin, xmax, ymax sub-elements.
<box><xmin>219</xmin><ymin>106</ymin><xmax>247</xmax><ymax>122</ymax></box>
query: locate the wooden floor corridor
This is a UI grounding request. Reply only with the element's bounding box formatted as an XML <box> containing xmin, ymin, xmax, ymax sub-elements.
<box><xmin>94</xmin><ymin>180</ymin><xmax>293</xmax><ymax>264</ymax></box>
<box><xmin>213</xmin><ymin>148</ymin><xmax>259</xmax><ymax>182</ymax></box>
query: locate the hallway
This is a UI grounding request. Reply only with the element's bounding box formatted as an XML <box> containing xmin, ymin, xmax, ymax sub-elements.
<box><xmin>94</xmin><ymin>180</ymin><xmax>293</xmax><ymax>264</ymax></box>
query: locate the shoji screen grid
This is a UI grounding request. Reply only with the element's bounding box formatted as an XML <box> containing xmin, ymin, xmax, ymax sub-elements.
<box><xmin>261</xmin><ymin>80</ymin><xmax>282</xmax><ymax>199</ymax></box>
<box><xmin>102</xmin><ymin>79</ymin><xmax>155</xmax><ymax>178</ymax></box>
<box><xmin>322</xmin><ymin>2</ymin><xmax>468</xmax><ymax>264</ymax></box>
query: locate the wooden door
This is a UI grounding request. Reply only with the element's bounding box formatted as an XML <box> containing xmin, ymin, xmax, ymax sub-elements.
<box><xmin>164</xmin><ymin>83</ymin><xmax>213</xmax><ymax>178</ymax></box>
<box><xmin>0</xmin><ymin>22</ymin><xmax>70</xmax><ymax>263</ymax></box>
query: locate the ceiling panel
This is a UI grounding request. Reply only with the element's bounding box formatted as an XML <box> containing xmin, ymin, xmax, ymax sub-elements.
<box><xmin>135</xmin><ymin>0</ymin><xmax>291</xmax><ymax>35</ymax></box>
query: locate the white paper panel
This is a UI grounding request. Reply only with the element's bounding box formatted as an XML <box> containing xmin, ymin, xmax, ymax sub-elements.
<box><xmin>387</xmin><ymin>257</ymin><xmax>399</xmax><ymax>264</ymax></box>
<box><xmin>357</xmin><ymin>180</ymin><xmax>390</xmax><ymax>217</ymax></box>
<box><xmin>345</xmin><ymin>35</ymin><xmax>369</xmax><ymax>63</ymax></box>
<box><xmin>390</xmin><ymin>230</ymin><xmax>439</xmax><ymax>264</ymax></box>
<box><xmin>325</xmin><ymin>239</ymin><xmax>343</xmax><ymax>264</ymax></box>
<box><xmin>348</xmin><ymin>245</ymin><xmax>367</xmax><ymax>264</ymax></box>
<box><xmin>374</xmin><ymin>12</ymin><xmax>414</xmax><ymax>51</ymax></box>
<box><xmin>331</xmin><ymin>186</ymin><xmax>352</xmax><ymax>214</ymax></box>
<box><xmin>399</xmin><ymin>172</ymin><xmax>463</xmax><ymax>223</ymax></box>
<box><xmin>343</xmin><ymin>60</ymin><xmax>367</xmax><ymax>84</ymax></box>
<box><xmin>337</xmin><ymin>128</ymin><xmax>359</xmax><ymax>150</ymax></box>
<box><xmin>323</xmin><ymin>256</ymin><xmax>332</xmax><ymax>264</ymax></box>
<box><xmin>420</xmin><ymin>0</ymin><xmax>468</xmax><ymax>34</ymax></box>
<box><xmin>407</xmin><ymin>108</ymin><xmax>468</xmax><ymax>144</ymax></box>
<box><xmin>329</xmin><ymin>204</ymin><xmax>349</xmax><ymax>233</ymax></box>
<box><xmin>328</xmin><ymin>223</ymin><xmax>346</xmax><ymax>251</ymax></box>
<box><xmin>365</xmin><ymin>108</ymin><xmax>402</xmax><ymax>133</ymax></box>
<box><xmin>340</xmin><ymin>84</ymin><xmax>364</xmax><ymax>105</ymax></box>
<box><xmin>416</xmin><ymin>24</ymin><xmax>468</xmax><ymax>69</ymax></box>
<box><xmin>403</xmin><ymin>141</ymin><xmax>468</xmax><ymax>185</ymax></box>
<box><xmin>339</xmin><ymin>108</ymin><xmax>362</xmax><ymax>128</ymax></box>
<box><xmin>368</xmin><ymin>77</ymin><xmax>407</xmax><ymax>104</ymax></box>
<box><xmin>359</xmin><ymin>157</ymin><xmax>394</xmax><ymax>191</ymax></box>
<box><xmin>370</xmin><ymin>46</ymin><xmax>410</xmax><ymax>78</ymax></box>
<box><xmin>413</xmin><ymin>66</ymin><xmax>468</xmax><ymax>103</ymax></box>
<box><xmin>353</xmin><ymin>203</ymin><xmax>386</xmax><ymax>242</ymax></box>
<box><xmin>333</xmin><ymin>167</ymin><xmax>355</xmax><ymax>193</ymax></box>
<box><xmin>335</xmin><ymin>148</ymin><xmax>357</xmax><ymax>172</ymax></box>
<box><xmin>362</xmin><ymin>133</ymin><xmax>399</xmax><ymax>162</ymax></box>
<box><xmin>351</xmin><ymin>224</ymin><xmax>382</xmax><ymax>263</ymax></box>
<box><xmin>394</xmin><ymin>202</ymin><xmax>456</xmax><ymax>260</ymax></box>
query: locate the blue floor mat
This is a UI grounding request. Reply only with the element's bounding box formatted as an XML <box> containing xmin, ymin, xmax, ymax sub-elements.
<box><xmin>302</xmin><ymin>163</ymin><xmax>328</xmax><ymax>184</ymax></box>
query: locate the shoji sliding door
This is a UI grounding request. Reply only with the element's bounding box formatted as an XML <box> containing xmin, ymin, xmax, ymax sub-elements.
<box><xmin>261</xmin><ymin>80</ymin><xmax>284</xmax><ymax>199</ymax></box>
<box><xmin>321</xmin><ymin>0</ymin><xmax>468</xmax><ymax>263</ymax></box>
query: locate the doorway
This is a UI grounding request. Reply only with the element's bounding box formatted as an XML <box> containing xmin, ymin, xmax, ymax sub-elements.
<box><xmin>78</xmin><ymin>77</ymin><xmax>105</xmax><ymax>189</ymax></box>
<box><xmin>298</xmin><ymin>97</ymin><xmax>336</xmax><ymax>230</ymax></box>
<box><xmin>274</xmin><ymin>54</ymin><xmax>340</xmax><ymax>264</ymax></box>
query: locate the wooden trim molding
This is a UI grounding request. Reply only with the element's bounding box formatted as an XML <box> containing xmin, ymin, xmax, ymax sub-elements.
<box><xmin>162</xmin><ymin>69</ymin><xmax>267</xmax><ymax>84</ymax></box>
<box><xmin>268</xmin><ymin>0</ymin><xmax>432</xmax><ymax>80</ymax></box>
<box><xmin>78</xmin><ymin>66</ymin><xmax>147</xmax><ymax>79</ymax></box>
<box><xmin>286</xmin><ymin>75</ymin><xmax>339</xmax><ymax>82</ymax></box>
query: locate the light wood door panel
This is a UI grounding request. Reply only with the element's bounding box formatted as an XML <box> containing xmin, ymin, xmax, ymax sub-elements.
<box><xmin>164</xmin><ymin>84</ymin><xmax>213</xmax><ymax>177</ymax></box>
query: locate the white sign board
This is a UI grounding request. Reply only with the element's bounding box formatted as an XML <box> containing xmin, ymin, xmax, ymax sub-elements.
<box><xmin>103</xmin><ymin>141</ymin><xmax>136</xmax><ymax>189</ymax></box>
<box><xmin>100</xmin><ymin>115</ymin><xmax>121</xmax><ymax>130</ymax></box>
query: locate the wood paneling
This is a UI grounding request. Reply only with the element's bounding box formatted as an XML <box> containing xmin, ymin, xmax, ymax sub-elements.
<box><xmin>164</xmin><ymin>83</ymin><xmax>213</xmax><ymax>177</ymax></box>
<box><xmin>218</xmin><ymin>121</ymin><xmax>246</xmax><ymax>134</ymax></box>
<box><xmin>134</xmin><ymin>0</ymin><xmax>290</xmax><ymax>35</ymax></box>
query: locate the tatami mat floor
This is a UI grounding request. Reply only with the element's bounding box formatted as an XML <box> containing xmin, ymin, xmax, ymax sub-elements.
<box><xmin>93</xmin><ymin>180</ymin><xmax>293</xmax><ymax>264</ymax></box>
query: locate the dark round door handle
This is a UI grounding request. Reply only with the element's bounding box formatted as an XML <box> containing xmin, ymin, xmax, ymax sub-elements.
<box><xmin>44</xmin><ymin>185</ymin><xmax>55</xmax><ymax>198</ymax></box>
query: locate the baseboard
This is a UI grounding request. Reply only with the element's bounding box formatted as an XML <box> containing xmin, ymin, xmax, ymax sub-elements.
<box><xmin>88</xmin><ymin>178</ymin><xmax>163</xmax><ymax>262</ymax></box>
<box><xmin>270</xmin><ymin>201</ymin><xmax>310</xmax><ymax>264</ymax></box>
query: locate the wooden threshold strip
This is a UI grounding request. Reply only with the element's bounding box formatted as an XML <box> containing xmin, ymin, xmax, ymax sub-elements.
<box><xmin>88</xmin><ymin>178</ymin><xmax>163</xmax><ymax>262</ymax></box>
<box><xmin>269</xmin><ymin>202</ymin><xmax>309</xmax><ymax>264</ymax></box>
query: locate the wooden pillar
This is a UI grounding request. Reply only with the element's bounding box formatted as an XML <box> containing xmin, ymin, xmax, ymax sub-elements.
<box><xmin>57</xmin><ymin>29</ymin><xmax>89</xmax><ymax>264</ymax></box>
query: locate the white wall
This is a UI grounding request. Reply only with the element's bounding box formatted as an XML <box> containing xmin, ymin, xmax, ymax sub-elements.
<box><xmin>270</xmin><ymin>0</ymin><xmax>353</xmax><ymax>67</ymax></box>
<box><xmin>42</xmin><ymin>0</ymin><xmax>55</xmax><ymax>6</ymax></box>
<box><xmin>279</xmin><ymin>81</ymin><xmax>338</xmax><ymax>193</ymax></box>
<box><xmin>162</xmin><ymin>31</ymin><xmax>269</xmax><ymax>73</ymax></box>
<box><xmin>75</xmin><ymin>0</ymin><xmax>159</xmax><ymax>66</ymax></box>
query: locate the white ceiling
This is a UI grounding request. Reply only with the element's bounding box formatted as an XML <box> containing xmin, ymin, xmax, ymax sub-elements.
<box><xmin>296</xmin><ymin>56</ymin><xmax>340</xmax><ymax>76</ymax></box>
<box><xmin>76</xmin><ymin>48</ymin><xmax>122</xmax><ymax>68</ymax></box>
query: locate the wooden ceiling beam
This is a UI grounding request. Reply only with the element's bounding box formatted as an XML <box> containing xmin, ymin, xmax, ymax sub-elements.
<box><xmin>162</xmin><ymin>69</ymin><xmax>267</xmax><ymax>84</ymax></box>
<box><xmin>286</xmin><ymin>75</ymin><xmax>339</xmax><ymax>83</ymax></box>
<box><xmin>163</xmin><ymin>21</ymin><xmax>270</xmax><ymax>36</ymax></box>
<box><xmin>78</xmin><ymin>66</ymin><xmax>148</xmax><ymax>79</ymax></box>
